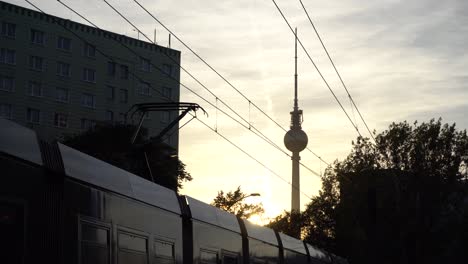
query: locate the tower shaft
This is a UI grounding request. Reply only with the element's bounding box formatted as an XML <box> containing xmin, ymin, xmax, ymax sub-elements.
<box><xmin>291</xmin><ymin>152</ymin><xmax>300</xmax><ymax>212</ymax></box>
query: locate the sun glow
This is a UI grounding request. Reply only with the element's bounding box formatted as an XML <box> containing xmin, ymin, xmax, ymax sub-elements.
<box><xmin>245</xmin><ymin>196</ymin><xmax>283</xmax><ymax>226</ymax></box>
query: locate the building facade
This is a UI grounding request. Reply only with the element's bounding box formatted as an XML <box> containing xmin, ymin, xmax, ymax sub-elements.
<box><xmin>0</xmin><ymin>1</ymin><xmax>181</xmax><ymax>149</ymax></box>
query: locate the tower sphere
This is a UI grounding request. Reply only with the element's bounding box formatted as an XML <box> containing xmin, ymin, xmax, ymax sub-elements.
<box><xmin>284</xmin><ymin>129</ymin><xmax>308</xmax><ymax>152</ymax></box>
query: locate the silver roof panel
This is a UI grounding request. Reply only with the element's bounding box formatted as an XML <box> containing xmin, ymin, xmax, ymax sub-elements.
<box><xmin>243</xmin><ymin>219</ymin><xmax>278</xmax><ymax>245</ymax></box>
<box><xmin>0</xmin><ymin>119</ymin><xmax>42</xmax><ymax>165</ymax></box>
<box><xmin>59</xmin><ymin>143</ymin><xmax>181</xmax><ymax>214</ymax></box>
<box><xmin>279</xmin><ymin>232</ymin><xmax>307</xmax><ymax>254</ymax></box>
<box><xmin>187</xmin><ymin>196</ymin><xmax>240</xmax><ymax>233</ymax></box>
<box><xmin>306</xmin><ymin>243</ymin><xmax>330</xmax><ymax>262</ymax></box>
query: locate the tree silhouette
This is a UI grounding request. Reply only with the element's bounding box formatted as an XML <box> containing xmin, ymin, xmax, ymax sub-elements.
<box><xmin>63</xmin><ymin>123</ymin><xmax>192</xmax><ymax>192</ymax></box>
<box><xmin>266</xmin><ymin>211</ymin><xmax>303</xmax><ymax>239</ymax></box>
<box><xmin>304</xmin><ymin>119</ymin><xmax>468</xmax><ymax>263</ymax></box>
<box><xmin>212</xmin><ymin>186</ymin><xmax>264</xmax><ymax>219</ymax></box>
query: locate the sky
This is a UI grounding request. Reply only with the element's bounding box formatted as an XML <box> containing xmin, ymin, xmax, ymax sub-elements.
<box><xmin>11</xmin><ymin>0</ymin><xmax>468</xmax><ymax>223</ymax></box>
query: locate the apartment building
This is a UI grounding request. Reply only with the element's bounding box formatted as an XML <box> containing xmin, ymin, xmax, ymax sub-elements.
<box><xmin>0</xmin><ymin>1</ymin><xmax>180</xmax><ymax>149</ymax></box>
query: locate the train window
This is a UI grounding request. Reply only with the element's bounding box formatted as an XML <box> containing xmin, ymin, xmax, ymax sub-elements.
<box><xmin>118</xmin><ymin>232</ymin><xmax>147</xmax><ymax>253</ymax></box>
<box><xmin>222</xmin><ymin>252</ymin><xmax>238</xmax><ymax>264</ymax></box>
<box><xmin>81</xmin><ymin>224</ymin><xmax>109</xmax><ymax>245</ymax></box>
<box><xmin>200</xmin><ymin>249</ymin><xmax>218</xmax><ymax>264</ymax></box>
<box><xmin>118</xmin><ymin>231</ymin><xmax>148</xmax><ymax>264</ymax></box>
<box><xmin>0</xmin><ymin>202</ymin><xmax>24</xmax><ymax>264</ymax></box>
<box><xmin>80</xmin><ymin>222</ymin><xmax>110</xmax><ymax>264</ymax></box>
<box><xmin>154</xmin><ymin>239</ymin><xmax>175</xmax><ymax>264</ymax></box>
<box><xmin>155</xmin><ymin>239</ymin><xmax>174</xmax><ymax>258</ymax></box>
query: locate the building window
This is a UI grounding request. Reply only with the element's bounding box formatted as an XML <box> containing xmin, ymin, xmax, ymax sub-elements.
<box><xmin>1</xmin><ymin>21</ymin><xmax>16</xmax><ymax>38</ymax></box>
<box><xmin>0</xmin><ymin>76</ymin><xmax>15</xmax><ymax>92</ymax></box>
<box><xmin>29</xmin><ymin>56</ymin><xmax>44</xmax><ymax>71</ymax></box>
<box><xmin>82</xmin><ymin>68</ymin><xmax>96</xmax><ymax>83</ymax></box>
<box><xmin>30</xmin><ymin>29</ymin><xmax>45</xmax><ymax>45</ymax></box>
<box><xmin>0</xmin><ymin>48</ymin><xmax>16</xmax><ymax>65</ymax></box>
<box><xmin>161</xmin><ymin>111</ymin><xmax>169</xmax><ymax>124</ymax></box>
<box><xmin>162</xmin><ymin>64</ymin><xmax>172</xmax><ymax>76</ymax></box>
<box><xmin>140</xmin><ymin>57</ymin><xmax>150</xmax><ymax>72</ymax></box>
<box><xmin>119</xmin><ymin>89</ymin><xmax>128</xmax><ymax>103</ymax></box>
<box><xmin>57</xmin><ymin>36</ymin><xmax>71</xmax><ymax>51</ymax></box>
<box><xmin>55</xmin><ymin>87</ymin><xmax>69</xmax><ymax>103</ymax></box>
<box><xmin>120</xmin><ymin>65</ymin><xmax>129</xmax><ymax>79</ymax></box>
<box><xmin>105</xmin><ymin>110</ymin><xmax>114</xmax><ymax>122</ymax></box>
<box><xmin>54</xmin><ymin>113</ymin><xmax>68</xmax><ymax>128</ymax></box>
<box><xmin>28</xmin><ymin>81</ymin><xmax>42</xmax><ymax>97</ymax></box>
<box><xmin>26</xmin><ymin>108</ymin><xmax>40</xmax><ymax>124</ymax></box>
<box><xmin>107</xmin><ymin>61</ymin><xmax>116</xmax><ymax>76</ymax></box>
<box><xmin>0</xmin><ymin>103</ymin><xmax>12</xmax><ymax>119</ymax></box>
<box><xmin>162</xmin><ymin>87</ymin><xmax>172</xmax><ymax>99</ymax></box>
<box><xmin>119</xmin><ymin>113</ymin><xmax>127</xmax><ymax>122</ymax></box>
<box><xmin>106</xmin><ymin>85</ymin><xmax>115</xmax><ymax>101</ymax></box>
<box><xmin>56</xmin><ymin>62</ymin><xmax>71</xmax><ymax>77</ymax></box>
<box><xmin>84</xmin><ymin>43</ymin><xmax>96</xmax><ymax>57</ymax></box>
<box><xmin>81</xmin><ymin>93</ymin><xmax>95</xmax><ymax>108</ymax></box>
<box><xmin>81</xmin><ymin>118</ymin><xmax>96</xmax><ymax>130</ymax></box>
<box><xmin>139</xmin><ymin>81</ymin><xmax>150</xmax><ymax>96</ymax></box>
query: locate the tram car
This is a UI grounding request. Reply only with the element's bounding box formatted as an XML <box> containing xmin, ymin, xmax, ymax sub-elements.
<box><xmin>0</xmin><ymin>118</ymin><xmax>347</xmax><ymax>264</ymax></box>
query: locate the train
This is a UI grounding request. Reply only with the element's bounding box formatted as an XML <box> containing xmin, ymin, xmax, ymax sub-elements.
<box><xmin>0</xmin><ymin>118</ymin><xmax>348</xmax><ymax>264</ymax></box>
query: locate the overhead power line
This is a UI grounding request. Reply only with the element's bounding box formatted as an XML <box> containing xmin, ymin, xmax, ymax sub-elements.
<box><xmin>193</xmin><ymin>114</ymin><xmax>313</xmax><ymax>200</ymax></box>
<box><xmin>130</xmin><ymin>0</ymin><xmax>330</xmax><ymax>167</ymax></box>
<box><xmin>90</xmin><ymin>0</ymin><xmax>326</xmax><ymax>173</ymax></box>
<box><xmin>298</xmin><ymin>0</ymin><xmax>376</xmax><ymax>143</ymax></box>
<box><xmin>46</xmin><ymin>0</ymin><xmax>324</xmax><ymax>182</ymax></box>
<box><xmin>64</xmin><ymin>0</ymin><xmax>290</xmax><ymax>160</ymax></box>
<box><xmin>270</xmin><ymin>0</ymin><xmax>363</xmax><ymax>140</ymax></box>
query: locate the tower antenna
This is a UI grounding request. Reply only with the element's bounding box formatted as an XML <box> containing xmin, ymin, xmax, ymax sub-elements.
<box><xmin>294</xmin><ymin>28</ymin><xmax>298</xmax><ymax>110</ymax></box>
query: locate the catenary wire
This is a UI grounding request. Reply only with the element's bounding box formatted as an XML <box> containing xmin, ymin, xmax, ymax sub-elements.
<box><xmin>130</xmin><ymin>0</ymin><xmax>330</xmax><ymax>166</ymax></box>
<box><xmin>28</xmin><ymin>0</ymin><xmax>319</xmax><ymax>202</ymax></box>
<box><xmin>60</xmin><ymin>0</ymin><xmax>324</xmax><ymax>175</ymax></box>
<box><xmin>299</xmin><ymin>0</ymin><xmax>376</xmax><ymax>142</ymax></box>
<box><xmin>61</xmin><ymin>0</ymin><xmax>289</xmax><ymax>160</ymax></box>
<box><xmin>50</xmin><ymin>1</ymin><xmax>323</xmax><ymax>178</ymax></box>
<box><xmin>192</xmin><ymin>114</ymin><xmax>313</xmax><ymax>200</ymax></box>
<box><xmin>270</xmin><ymin>0</ymin><xmax>363</xmax><ymax>140</ymax></box>
<box><xmin>97</xmin><ymin>0</ymin><xmax>324</xmax><ymax>175</ymax></box>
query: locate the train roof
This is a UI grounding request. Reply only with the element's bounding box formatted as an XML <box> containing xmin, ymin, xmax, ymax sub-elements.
<box><xmin>243</xmin><ymin>219</ymin><xmax>278</xmax><ymax>246</ymax></box>
<box><xmin>305</xmin><ymin>243</ymin><xmax>331</xmax><ymax>262</ymax></box>
<box><xmin>0</xmin><ymin>118</ymin><xmax>43</xmax><ymax>165</ymax></box>
<box><xmin>278</xmin><ymin>232</ymin><xmax>307</xmax><ymax>255</ymax></box>
<box><xmin>58</xmin><ymin>143</ymin><xmax>181</xmax><ymax>214</ymax></box>
<box><xmin>0</xmin><ymin>119</ymin><xmax>181</xmax><ymax>215</ymax></box>
<box><xmin>186</xmin><ymin>196</ymin><xmax>241</xmax><ymax>233</ymax></box>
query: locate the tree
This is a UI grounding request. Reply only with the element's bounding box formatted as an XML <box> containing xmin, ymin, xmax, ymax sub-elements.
<box><xmin>302</xmin><ymin>164</ymin><xmax>341</xmax><ymax>250</ymax></box>
<box><xmin>265</xmin><ymin>211</ymin><xmax>303</xmax><ymax>239</ymax></box>
<box><xmin>63</xmin><ymin>123</ymin><xmax>192</xmax><ymax>192</ymax></box>
<box><xmin>212</xmin><ymin>186</ymin><xmax>264</xmax><ymax>219</ymax></box>
<box><xmin>301</xmin><ymin>119</ymin><xmax>468</xmax><ymax>264</ymax></box>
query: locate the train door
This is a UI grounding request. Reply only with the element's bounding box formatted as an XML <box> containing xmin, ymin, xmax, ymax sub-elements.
<box><xmin>0</xmin><ymin>201</ymin><xmax>25</xmax><ymax>264</ymax></box>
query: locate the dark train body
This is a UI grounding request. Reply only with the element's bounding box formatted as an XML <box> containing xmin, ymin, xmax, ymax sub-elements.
<box><xmin>0</xmin><ymin>119</ymin><xmax>347</xmax><ymax>264</ymax></box>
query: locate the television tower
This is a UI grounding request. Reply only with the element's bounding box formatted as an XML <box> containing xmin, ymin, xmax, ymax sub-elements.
<box><xmin>284</xmin><ymin>28</ymin><xmax>308</xmax><ymax>213</ymax></box>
